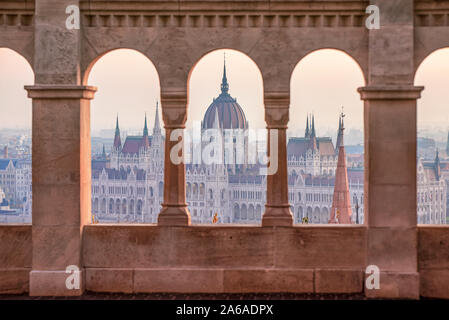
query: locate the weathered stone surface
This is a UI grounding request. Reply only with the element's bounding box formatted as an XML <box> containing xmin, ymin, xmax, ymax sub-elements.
<box><xmin>30</xmin><ymin>270</ymin><xmax>85</xmax><ymax>296</ymax></box>
<box><xmin>274</xmin><ymin>226</ymin><xmax>366</xmax><ymax>269</ymax></box>
<box><xmin>420</xmin><ymin>269</ymin><xmax>449</xmax><ymax>299</ymax></box>
<box><xmin>364</xmin><ymin>272</ymin><xmax>419</xmax><ymax>300</ymax></box>
<box><xmin>134</xmin><ymin>269</ymin><xmax>224</xmax><ymax>293</ymax></box>
<box><xmin>418</xmin><ymin>226</ymin><xmax>449</xmax><ymax>270</ymax></box>
<box><xmin>0</xmin><ymin>269</ymin><xmax>29</xmax><ymax>294</ymax></box>
<box><xmin>86</xmin><ymin>269</ymin><xmax>133</xmax><ymax>294</ymax></box>
<box><xmin>0</xmin><ymin>225</ymin><xmax>31</xmax><ymax>268</ymax></box>
<box><xmin>315</xmin><ymin>269</ymin><xmax>364</xmax><ymax>293</ymax></box>
<box><xmin>224</xmin><ymin>269</ymin><xmax>313</xmax><ymax>293</ymax></box>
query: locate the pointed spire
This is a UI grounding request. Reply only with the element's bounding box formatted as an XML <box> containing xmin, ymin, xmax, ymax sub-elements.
<box><xmin>143</xmin><ymin>112</ymin><xmax>148</xmax><ymax>136</ymax></box>
<box><xmin>102</xmin><ymin>144</ymin><xmax>106</xmax><ymax>158</ymax></box>
<box><xmin>311</xmin><ymin>114</ymin><xmax>316</xmax><ymax>137</ymax></box>
<box><xmin>335</xmin><ymin>108</ymin><xmax>345</xmax><ymax>153</ymax></box>
<box><xmin>329</xmin><ymin>112</ymin><xmax>352</xmax><ymax>224</ymax></box>
<box><xmin>305</xmin><ymin>114</ymin><xmax>310</xmax><ymax>138</ymax></box>
<box><xmin>435</xmin><ymin>148</ymin><xmax>441</xmax><ymax>180</ymax></box>
<box><xmin>153</xmin><ymin>101</ymin><xmax>161</xmax><ymax>135</ymax></box>
<box><xmin>221</xmin><ymin>52</ymin><xmax>229</xmax><ymax>94</ymax></box>
<box><xmin>113</xmin><ymin>114</ymin><xmax>122</xmax><ymax>149</ymax></box>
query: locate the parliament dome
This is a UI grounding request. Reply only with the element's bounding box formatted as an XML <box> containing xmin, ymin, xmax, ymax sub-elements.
<box><xmin>202</xmin><ymin>59</ymin><xmax>248</xmax><ymax>130</ymax></box>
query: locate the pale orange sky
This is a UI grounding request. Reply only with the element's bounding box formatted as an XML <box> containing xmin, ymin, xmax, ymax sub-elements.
<box><xmin>1</xmin><ymin>47</ymin><xmax>449</xmax><ymax>138</ymax></box>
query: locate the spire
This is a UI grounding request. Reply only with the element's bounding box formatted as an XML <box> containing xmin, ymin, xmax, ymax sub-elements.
<box><xmin>435</xmin><ymin>149</ymin><xmax>441</xmax><ymax>180</ymax></box>
<box><xmin>329</xmin><ymin>110</ymin><xmax>352</xmax><ymax>224</ymax></box>
<box><xmin>113</xmin><ymin>115</ymin><xmax>122</xmax><ymax>149</ymax></box>
<box><xmin>102</xmin><ymin>144</ymin><xmax>106</xmax><ymax>158</ymax></box>
<box><xmin>153</xmin><ymin>101</ymin><xmax>161</xmax><ymax>135</ymax></box>
<box><xmin>143</xmin><ymin>113</ymin><xmax>148</xmax><ymax>136</ymax></box>
<box><xmin>335</xmin><ymin>108</ymin><xmax>345</xmax><ymax>153</ymax></box>
<box><xmin>311</xmin><ymin>114</ymin><xmax>316</xmax><ymax>138</ymax></box>
<box><xmin>221</xmin><ymin>52</ymin><xmax>229</xmax><ymax>94</ymax></box>
<box><xmin>305</xmin><ymin>114</ymin><xmax>310</xmax><ymax>138</ymax></box>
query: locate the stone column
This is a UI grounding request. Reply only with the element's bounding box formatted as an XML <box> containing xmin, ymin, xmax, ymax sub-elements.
<box><xmin>157</xmin><ymin>91</ymin><xmax>191</xmax><ymax>226</ymax></box>
<box><xmin>26</xmin><ymin>85</ymin><xmax>96</xmax><ymax>296</ymax></box>
<box><xmin>262</xmin><ymin>92</ymin><xmax>293</xmax><ymax>227</ymax></box>
<box><xmin>359</xmin><ymin>85</ymin><xmax>423</xmax><ymax>299</ymax></box>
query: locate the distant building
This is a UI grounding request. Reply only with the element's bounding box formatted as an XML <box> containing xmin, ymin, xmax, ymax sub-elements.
<box><xmin>0</xmin><ymin>159</ymin><xmax>32</xmax><ymax>222</ymax></box>
<box><xmin>91</xmin><ymin>59</ymin><xmax>365</xmax><ymax>224</ymax></box>
<box><xmin>417</xmin><ymin>151</ymin><xmax>447</xmax><ymax>224</ymax></box>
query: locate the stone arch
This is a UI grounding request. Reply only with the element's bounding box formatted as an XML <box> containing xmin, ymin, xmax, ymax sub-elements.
<box><xmin>208</xmin><ymin>189</ymin><xmax>213</xmax><ymax>200</ymax></box>
<box><xmin>313</xmin><ymin>207</ymin><xmax>321</xmax><ymax>223</ymax></box>
<box><xmin>129</xmin><ymin>199</ymin><xmax>134</xmax><ymax>215</ymax></box>
<box><xmin>109</xmin><ymin>198</ymin><xmax>114</xmax><ymax>214</ymax></box>
<box><xmin>199</xmin><ymin>183</ymin><xmax>205</xmax><ymax>198</ymax></box>
<box><xmin>297</xmin><ymin>207</ymin><xmax>303</xmax><ymax>220</ymax></box>
<box><xmin>158</xmin><ymin>181</ymin><xmax>164</xmax><ymax>198</ymax></box>
<box><xmin>137</xmin><ymin>200</ymin><xmax>143</xmax><ymax>215</ymax></box>
<box><xmin>0</xmin><ymin>47</ymin><xmax>34</xmax><ymax>72</ymax></box>
<box><xmin>306</xmin><ymin>207</ymin><xmax>313</xmax><ymax>220</ymax></box>
<box><xmin>193</xmin><ymin>183</ymin><xmax>199</xmax><ymax>199</ymax></box>
<box><xmin>82</xmin><ymin>48</ymin><xmax>161</xmax><ymax>87</ymax></box>
<box><xmin>321</xmin><ymin>207</ymin><xmax>329</xmax><ymax>223</ymax></box>
<box><xmin>101</xmin><ymin>198</ymin><xmax>106</xmax><ymax>214</ymax></box>
<box><xmin>290</xmin><ymin>48</ymin><xmax>367</xmax><ymax>86</ymax></box>
<box><xmin>248</xmin><ymin>204</ymin><xmax>255</xmax><ymax>220</ymax></box>
<box><xmin>115</xmin><ymin>199</ymin><xmax>121</xmax><ymax>214</ymax></box>
<box><xmin>241</xmin><ymin>204</ymin><xmax>248</xmax><ymax>220</ymax></box>
<box><xmin>122</xmin><ymin>199</ymin><xmax>127</xmax><ymax>215</ymax></box>
<box><xmin>256</xmin><ymin>204</ymin><xmax>262</xmax><ymax>220</ymax></box>
<box><xmin>186</xmin><ymin>183</ymin><xmax>191</xmax><ymax>199</ymax></box>
<box><xmin>186</xmin><ymin>48</ymin><xmax>265</xmax><ymax>130</ymax></box>
<box><xmin>234</xmin><ymin>204</ymin><xmax>240</xmax><ymax>220</ymax></box>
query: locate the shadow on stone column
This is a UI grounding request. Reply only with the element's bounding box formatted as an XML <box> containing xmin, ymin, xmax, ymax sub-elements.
<box><xmin>262</xmin><ymin>93</ymin><xmax>293</xmax><ymax>227</ymax></box>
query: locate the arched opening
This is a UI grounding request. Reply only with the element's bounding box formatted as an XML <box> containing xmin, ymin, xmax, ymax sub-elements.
<box><xmin>415</xmin><ymin>47</ymin><xmax>449</xmax><ymax>225</ymax></box>
<box><xmin>86</xmin><ymin>48</ymin><xmax>161</xmax><ymax>224</ymax></box>
<box><xmin>0</xmin><ymin>48</ymin><xmax>33</xmax><ymax>224</ymax></box>
<box><xmin>186</xmin><ymin>48</ymin><xmax>265</xmax><ymax>225</ymax></box>
<box><xmin>289</xmin><ymin>49</ymin><xmax>365</xmax><ymax>225</ymax></box>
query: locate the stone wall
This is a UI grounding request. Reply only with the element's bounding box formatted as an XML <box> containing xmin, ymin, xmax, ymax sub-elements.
<box><xmin>1</xmin><ymin>224</ymin><xmax>449</xmax><ymax>298</ymax></box>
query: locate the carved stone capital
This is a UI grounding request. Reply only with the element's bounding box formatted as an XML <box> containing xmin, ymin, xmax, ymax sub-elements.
<box><xmin>264</xmin><ymin>92</ymin><xmax>290</xmax><ymax>129</ymax></box>
<box><xmin>25</xmin><ymin>85</ymin><xmax>97</xmax><ymax>100</ymax></box>
<box><xmin>161</xmin><ymin>91</ymin><xmax>188</xmax><ymax>129</ymax></box>
<box><xmin>358</xmin><ymin>85</ymin><xmax>424</xmax><ymax>100</ymax></box>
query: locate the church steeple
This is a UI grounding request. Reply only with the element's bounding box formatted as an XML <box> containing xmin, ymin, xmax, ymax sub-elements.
<box><xmin>153</xmin><ymin>101</ymin><xmax>161</xmax><ymax>135</ymax></box>
<box><xmin>305</xmin><ymin>114</ymin><xmax>310</xmax><ymax>138</ymax></box>
<box><xmin>335</xmin><ymin>108</ymin><xmax>344</xmax><ymax>153</ymax></box>
<box><xmin>221</xmin><ymin>53</ymin><xmax>229</xmax><ymax>94</ymax></box>
<box><xmin>143</xmin><ymin>113</ymin><xmax>148</xmax><ymax>136</ymax></box>
<box><xmin>435</xmin><ymin>149</ymin><xmax>441</xmax><ymax>180</ymax></box>
<box><xmin>311</xmin><ymin>114</ymin><xmax>316</xmax><ymax>138</ymax></box>
<box><xmin>329</xmin><ymin>110</ymin><xmax>352</xmax><ymax>224</ymax></box>
<box><xmin>113</xmin><ymin>115</ymin><xmax>122</xmax><ymax>150</ymax></box>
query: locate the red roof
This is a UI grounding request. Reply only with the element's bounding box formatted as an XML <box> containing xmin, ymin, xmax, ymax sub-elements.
<box><xmin>121</xmin><ymin>136</ymin><xmax>150</xmax><ymax>154</ymax></box>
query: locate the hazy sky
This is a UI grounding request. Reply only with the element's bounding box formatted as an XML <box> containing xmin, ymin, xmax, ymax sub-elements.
<box><xmin>1</xmin><ymin>47</ymin><xmax>448</xmax><ymax>137</ymax></box>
